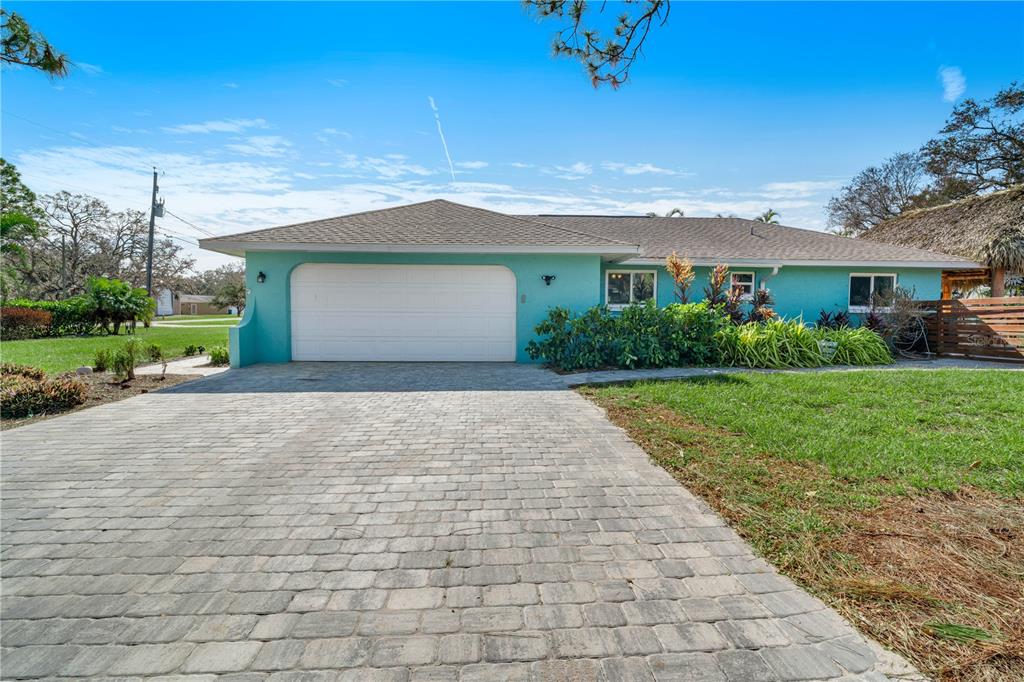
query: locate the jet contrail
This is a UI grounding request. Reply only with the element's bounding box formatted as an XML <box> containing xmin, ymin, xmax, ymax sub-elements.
<box><xmin>429</xmin><ymin>96</ymin><xmax>456</xmax><ymax>182</ymax></box>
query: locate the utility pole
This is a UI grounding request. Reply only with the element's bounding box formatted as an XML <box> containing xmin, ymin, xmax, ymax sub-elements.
<box><xmin>145</xmin><ymin>168</ymin><xmax>163</xmax><ymax>295</ymax></box>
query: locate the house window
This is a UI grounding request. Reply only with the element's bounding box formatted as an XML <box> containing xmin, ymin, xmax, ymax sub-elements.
<box><xmin>730</xmin><ymin>272</ymin><xmax>755</xmax><ymax>298</ymax></box>
<box><xmin>848</xmin><ymin>273</ymin><xmax>896</xmax><ymax>312</ymax></box>
<box><xmin>606</xmin><ymin>271</ymin><xmax>656</xmax><ymax>308</ymax></box>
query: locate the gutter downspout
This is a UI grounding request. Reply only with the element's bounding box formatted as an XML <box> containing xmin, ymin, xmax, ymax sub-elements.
<box><xmin>760</xmin><ymin>265</ymin><xmax>782</xmax><ymax>290</ymax></box>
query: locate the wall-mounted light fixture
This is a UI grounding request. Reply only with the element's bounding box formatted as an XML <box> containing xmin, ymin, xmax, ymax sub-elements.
<box><xmin>541</xmin><ymin>274</ymin><xmax>557</xmax><ymax>286</ymax></box>
<box><xmin>256</xmin><ymin>271</ymin><xmax>267</xmax><ymax>284</ymax></box>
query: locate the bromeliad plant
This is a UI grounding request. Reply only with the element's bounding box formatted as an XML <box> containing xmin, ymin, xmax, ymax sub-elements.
<box><xmin>665</xmin><ymin>251</ymin><xmax>695</xmax><ymax>303</ymax></box>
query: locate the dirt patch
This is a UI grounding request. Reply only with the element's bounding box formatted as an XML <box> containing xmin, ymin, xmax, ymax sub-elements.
<box><xmin>583</xmin><ymin>390</ymin><xmax>1024</xmax><ymax>682</ymax></box>
<box><xmin>2</xmin><ymin>372</ymin><xmax>202</xmax><ymax>430</ymax></box>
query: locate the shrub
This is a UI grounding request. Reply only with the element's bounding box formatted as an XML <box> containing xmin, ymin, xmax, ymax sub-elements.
<box><xmin>145</xmin><ymin>343</ymin><xmax>163</xmax><ymax>362</ymax></box>
<box><xmin>1</xmin><ymin>307</ymin><xmax>52</xmax><ymax>340</ymax></box>
<box><xmin>93</xmin><ymin>349</ymin><xmax>113</xmax><ymax>372</ymax></box>
<box><xmin>184</xmin><ymin>344</ymin><xmax>198</xmax><ymax>356</ymax></box>
<box><xmin>111</xmin><ymin>338</ymin><xmax>145</xmax><ymax>381</ymax></box>
<box><xmin>0</xmin><ymin>374</ymin><xmax>87</xmax><ymax>419</ymax></box>
<box><xmin>86</xmin><ymin>277</ymin><xmax>154</xmax><ymax>335</ymax></box>
<box><xmin>0</xmin><ymin>363</ymin><xmax>47</xmax><ymax>380</ymax></box>
<box><xmin>526</xmin><ymin>301</ymin><xmax>725</xmax><ymax>371</ymax></box>
<box><xmin>6</xmin><ymin>297</ymin><xmax>97</xmax><ymax>336</ymax></box>
<box><xmin>208</xmin><ymin>346</ymin><xmax>230</xmax><ymax>366</ymax></box>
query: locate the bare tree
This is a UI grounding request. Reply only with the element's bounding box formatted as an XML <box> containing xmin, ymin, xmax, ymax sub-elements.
<box><xmin>825</xmin><ymin>152</ymin><xmax>926</xmax><ymax>236</ymax></box>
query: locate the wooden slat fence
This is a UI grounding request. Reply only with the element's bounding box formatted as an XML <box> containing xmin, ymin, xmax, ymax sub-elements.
<box><xmin>915</xmin><ymin>296</ymin><xmax>1024</xmax><ymax>363</ymax></box>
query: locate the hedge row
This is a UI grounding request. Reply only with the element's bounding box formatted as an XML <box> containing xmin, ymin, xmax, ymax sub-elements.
<box><xmin>3</xmin><ymin>296</ymin><xmax>99</xmax><ymax>339</ymax></box>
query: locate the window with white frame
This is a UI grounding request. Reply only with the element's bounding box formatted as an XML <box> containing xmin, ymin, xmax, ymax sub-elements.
<box><xmin>848</xmin><ymin>273</ymin><xmax>896</xmax><ymax>312</ymax></box>
<box><xmin>730</xmin><ymin>272</ymin><xmax>755</xmax><ymax>298</ymax></box>
<box><xmin>606</xmin><ymin>271</ymin><xmax>656</xmax><ymax>308</ymax></box>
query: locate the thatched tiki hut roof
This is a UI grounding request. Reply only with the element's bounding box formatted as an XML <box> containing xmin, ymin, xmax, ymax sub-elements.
<box><xmin>862</xmin><ymin>185</ymin><xmax>1024</xmax><ymax>296</ymax></box>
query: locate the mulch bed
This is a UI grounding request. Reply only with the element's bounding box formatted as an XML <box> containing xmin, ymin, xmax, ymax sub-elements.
<box><xmin>1</xmin><ymin>372</ymin><xmax>202</xmax><ymax>430</ymax></box>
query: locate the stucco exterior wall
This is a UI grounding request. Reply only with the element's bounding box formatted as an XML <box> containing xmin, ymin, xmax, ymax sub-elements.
<box><xmin>599</xmin><ymin>263</ymin><xmax>943</xmax><ymax>321</ymax></box>
<box><xmin>229</xmin><ymin>251</ymin><xmax>945</xmax><ymax>367</ymax></box>
<box><xmin>230</xmin><ymin>251</ymin><xmax>603</xmax><ymax>366</ymax></box>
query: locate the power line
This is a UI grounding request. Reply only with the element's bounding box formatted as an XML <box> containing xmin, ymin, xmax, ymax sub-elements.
<box><xmin>164</xmin><ymin>209</ymin><xmax>217</xmax><ymax>237</ymax></box>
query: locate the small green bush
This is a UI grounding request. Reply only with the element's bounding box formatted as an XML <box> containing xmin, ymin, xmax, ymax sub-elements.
<box><xmin>208</xmin><ymin>346</ymin><xmax>230</xmax><ymax>366</ymax></box>
<box><xmin>183</xmin><ymin>344</ymin><xmax>198</xmax><ymax>356</ymax></box>
<box><xmin>111</xmin><ymin>338</ymin><xmax>145</xmax><ymax>381</ymax></box>
<box><xmin>0</xmin><ymin>363</ymin><xmax>47</xmax><ymax>380</ymax></box>
<box><xmin>93</xmin><ymin>349</ymin><xmax>113</xmax><ymax>372</ymax></box>
<box><xmin>526</xmin><ymin>301</ymin><xmax>725</xmax><ymax>371</ymax></box>
<box><xmin>145</xmin><ymin>343</ymin><xmax>163</xmax><ymax>362</ymax></box>
<box><xmin>0</xmin><ymin>374</ymin><xmax>87</xmax><ymax>419</ymax></box>
<box><xmin>816</xmin><ymin>326</ymin><xmax>893</xmax><ymax>366</ymax></box>
<box><xmin>1</xmin><ymin>307</ymin><xmax>52</xmax><ymax>340</ymax></box>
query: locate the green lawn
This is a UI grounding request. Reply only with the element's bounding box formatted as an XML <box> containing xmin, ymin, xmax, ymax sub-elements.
<box><xmin>157</xmin><ymin>314</ymin><xmax>237</xmax><ymax>320</ymax></box>
<box><xmin>582</xmin><ymin>369</ymin><xmax>1024</xmax><ymax>679</ymax></box>
<box><xmin>156</xmin><ymin>319</ymin><xmax>239</xmax><ymax>327</ymax></box>
<box><xmin>1</xmin><ymin>326</ymin><xmax>230</xmax><ymax>373</ymax></box>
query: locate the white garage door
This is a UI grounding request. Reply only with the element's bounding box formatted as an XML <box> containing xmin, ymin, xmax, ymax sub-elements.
<box><xmin>290</xmin><ymin>263</ymin><xmax>517</xmax><ymax>362</ymax></box>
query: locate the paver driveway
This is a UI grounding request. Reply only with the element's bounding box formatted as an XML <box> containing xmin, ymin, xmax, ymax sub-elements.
<box><xmin>2</xmin><ymin>363</ymin><xmax>913</xmax><ymax>681</ymax></box>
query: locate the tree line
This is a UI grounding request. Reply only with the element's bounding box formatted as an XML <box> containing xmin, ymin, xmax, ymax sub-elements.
<box><xmin>0</xmin><ymin>158</ymin><xmax>243</xmax><ymax>304</ymax></box>
<box><xmin>827</xmin><ymin>82</ymin><xmax>1023</xmax><ymax>236</ymax></box>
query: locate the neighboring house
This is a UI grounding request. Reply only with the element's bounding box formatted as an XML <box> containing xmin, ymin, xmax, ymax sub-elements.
<box><xmin>155</xmin><ymin>289</ymin><xmax>232</xmax><ymax>315</ymax></box>
<box><xmin>199</xmin><ymin>199</ymin><xmax>980</xmax><ymax>366</ymax></box>
<box><xmin>861</xmin><ymin>185</ymin><xmax>1024</xmax><ymax>298</ymax></box>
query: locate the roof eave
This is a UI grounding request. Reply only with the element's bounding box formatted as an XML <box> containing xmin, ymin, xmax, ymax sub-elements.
<box><xmin>198</xmin><ymin>239</ymin><xmax>641</xmax><ymax>259</ymax></box>
<box><xmin>621</xmin><ymin>257</ymin><xmax>986</xmax><ymax>269</ymax></box>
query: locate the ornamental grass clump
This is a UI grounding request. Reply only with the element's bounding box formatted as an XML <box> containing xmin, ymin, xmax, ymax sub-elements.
<box><xmin>716</xmin><ymin>318</ymin><xmax>893</xmax><ymax>369</ymax></box>
<box><xmin>717</xmin><ymin>318</ymin><xmax>826</xmax><ymax>369</ymax></box>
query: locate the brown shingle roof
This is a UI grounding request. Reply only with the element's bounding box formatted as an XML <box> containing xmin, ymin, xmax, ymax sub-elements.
<box><xmin>201</xmin><ymin>199</ymin><xmax>637</xmax><ymax>251</ymax></box>
<box><xmin>201</xmin><ymin>198</ymin><xmax>979</xmax><ymax>266</ymax></box>
<box><xmin>861</xmin><ymin>185</ymin><xmax>1024</xmax><ymax>270</ymax></box>
<box><xmin>525</xmin><ymin>215</ymin><xmax>976</xmax><ymax>265</ymax></box>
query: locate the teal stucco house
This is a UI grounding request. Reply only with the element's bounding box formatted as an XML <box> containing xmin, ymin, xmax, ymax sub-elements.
<box><xmin>199</xmin><ymin>199</ymin><xmax>980</xmax><ymax>367</ymax></box>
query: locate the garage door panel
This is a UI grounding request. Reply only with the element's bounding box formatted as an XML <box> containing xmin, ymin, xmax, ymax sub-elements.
<box><xmin>290</xmin><ymin>264</ymin><xmax>516</xmax><ymax>362</ymax></box>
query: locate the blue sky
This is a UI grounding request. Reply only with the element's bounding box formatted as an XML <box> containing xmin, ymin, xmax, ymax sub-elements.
<box><xmin>3</xmin><ymin>1</ymin><xmax>1022</xmax><ymax>268</ymax></box>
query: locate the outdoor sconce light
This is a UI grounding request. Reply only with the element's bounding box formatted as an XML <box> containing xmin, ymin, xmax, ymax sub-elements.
<box><xmin>256</xmin><ymin>271</ymin><xmax>267</xmax><ymax>284</ymax></box>
<box><xmin>541</xmin><ymin>274</ymin><xmax>557</xmax><ymax>286</ymax></box>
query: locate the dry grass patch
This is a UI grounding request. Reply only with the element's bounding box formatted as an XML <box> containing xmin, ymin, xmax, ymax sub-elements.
<box><xmin>583</xmin><ymin>377</ymin><xmax>1023</xmax><ymax>682</ymax></box>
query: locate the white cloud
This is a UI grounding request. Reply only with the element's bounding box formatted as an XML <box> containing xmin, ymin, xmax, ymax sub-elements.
<box><xmin>327</xmin><ymin>78</ymin><xmax>348</xmax><ymax>88</ymax></box>
<box><xmin>602</xmin><ymin>161</ymin><xmax>677</xmax><ymax>176</ymax></box>
<box><xmin>321</xmin><ymin>128</ymin><xmax>352</xmax><ymax>139</ymax></box>
<box><xmin>77</xmin><ymin>62</ymin><xmax>104</xmax><ymax>75</ymax></box>
<box><xmin>162</xmin><ymin>118</ymin><xmax>268</xmax><ymax>134</ymax></box>
<box><xmin>225</xmin><ymin>135</ymin><xmax>292</xmax><ymax>158</ymax></box>
<box><xmin>223</xmin><ymin>82</ymin><xmax>240</xmax><ymax>89</ymax></box>
<box><xmin>508</xmin><ymin>162</ymin><xmax>533</xmax><ymax>168</ymax></box>
<box><xmin>337</xmin><ymin>153</ymin><xmax>436</xmax><ymax>179</ymax></box>
<box><xmin>13</xmin><ymin>142</ymin><xmax>838</xmax><ymax>270</ymax></box>
<box><xmin>759</xmin><ymin>180</ymin><xmax>843</xmax><ymax>197</ymax></box>
<box><xmin>545</xmin><ymin>162</ymin><xmax>592</xmax><ymax>180</ymax></box>
<box><xmin>939</xmin><ymin>66</ymin><xmax>966</xmax><ymax>102</ymax></box>
<box><xmin>456</xmin><ymin>160</ymin><xmax>488</xmax><ymax>170</ymax></box>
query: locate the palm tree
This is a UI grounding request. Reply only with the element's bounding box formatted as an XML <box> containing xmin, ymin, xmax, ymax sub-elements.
<box><xmin>756</xmin><ymin>209</ymin><xmax>780</xmax><ymax>224</ymax></box>
<box><xmin>645</xmin><ymin>208</ymin><xmax>685</xmax><ymax>217</ymax></box>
